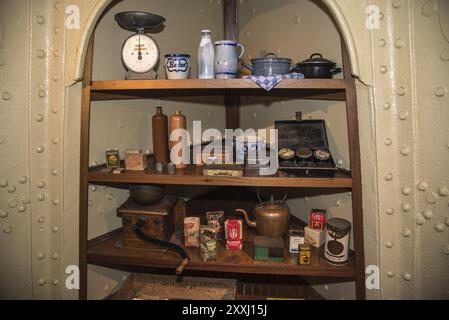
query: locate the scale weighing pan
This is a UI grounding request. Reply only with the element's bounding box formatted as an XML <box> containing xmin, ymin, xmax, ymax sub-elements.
<box><xmin>115</xmin><ymin>11</ymin><xmax>165</xmax><ymax>31</ymax></box>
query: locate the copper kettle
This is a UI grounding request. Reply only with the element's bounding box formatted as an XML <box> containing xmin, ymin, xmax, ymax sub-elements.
<box><xmin>235</xmin><ymin>194</ymin><xmax>290</xmax><ymax>238</ymax></box>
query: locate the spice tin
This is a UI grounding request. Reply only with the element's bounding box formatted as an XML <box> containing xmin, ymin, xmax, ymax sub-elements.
<box><xmin>184</xmin><ymin>217</ymin><xmax>200</xmax><ymax>247</ymax></box>
<box><xmin>224</xmin><ymin>219</ymin><xmax>243</xmax><ymax>250</ymax></box>
<box><xmin>125</xmin><ymin>149</ymin><xmax>148</xmax><ymax>171</ymax></box>
<box><xmin>324</xmin><ymin>218</ymin><xmax>351</xmax><ymax>266</ymax></box>
<box><xmin>310</xmin><ymin>209</ymin><xmax>326</xmax><ymax>230</ymax></box>
<box><xmin>206</xmin><ymin>211</ymin><xmax>225</xmax><ymax>240</ymax></box>
<box><xmin>298</xmin><ymin>243</ymin><xmax>311</xmax><ymax>265</ymax></box>
<box><xmin>200</xmin><ymin>225</ymin><xmax>217</xmax><ymax>262</ymax></box>
<box><xmin>106</xmin><ymin>148</ymin><xmax>120</xmax><ymax>169</ymax></box>
<box><xmin>288</xmin><ymin>229</ymin><xmax>305</xmax><ymax>253</ymax></box>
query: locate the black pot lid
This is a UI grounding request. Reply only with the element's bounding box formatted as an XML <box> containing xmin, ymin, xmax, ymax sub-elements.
<box><xmin>297</xmin><ymin>53</ymin><xmax>336</xmax><ymax>66</ymax></box>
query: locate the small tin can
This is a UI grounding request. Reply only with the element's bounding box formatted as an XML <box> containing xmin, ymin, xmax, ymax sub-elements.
<box><xmin>199</xmin><ymin>225</ymin><xmax>217</xmax><ymax>262</ymax></box>
<box><xmin>298</xmin><ymin>243</ymin><xmax>311</xmax><ymax>265</ymax></box>
<box><xmin>105</xmin><ymin>148</ymin><xmax>120</xmax><ymax>169</ymax></box>
<box><xmin>310</xmin><ymin>209</ymin><xmax>326</xmax><ymax>230</ymax></box>
<box><xmin>288</xmin><ymin>229</ymin><xmax>305</xmax><ymax>253</ymax></box>
<box><xmin>184</xmin><ymin>217</ymin><xmax>200</xmax><ymax>248</ymax></box>
<box><xmin>224</xmin><ymin>219</ymin><xmax>243</xmax><ymax>250</ymax></box>
<box><xmin>206</xmin><ymin>211</ymin><xmax>224</xmax><ymax>240</ymax></box>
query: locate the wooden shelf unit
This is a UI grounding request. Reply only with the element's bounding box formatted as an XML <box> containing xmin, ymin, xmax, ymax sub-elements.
<box><xmin>79</xmin><ymin>0</ymin><xmax>365</xmax><ymax>300</ymax></box>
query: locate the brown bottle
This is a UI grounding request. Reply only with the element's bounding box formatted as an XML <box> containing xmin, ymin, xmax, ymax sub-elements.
<box><xmin>152</xmin><ymin>106</ymin><xmax>169</xmax><ymax>164</ymax></box>
<box><xmin>169</xmin><ymin>110</ymin><xmax>187</xmax><ymax>169</ymax></box>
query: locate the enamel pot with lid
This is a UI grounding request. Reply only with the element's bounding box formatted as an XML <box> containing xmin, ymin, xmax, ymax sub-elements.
<box><xmin>293</xmin><ymin>53</ymin><xmax>342</xmax><ymax>79</ymax></box>
<box><xmin>243</xmin><ymin>53</ymin><xmax>296</xmax><ymax>76</ymax></box>
<box><xmin>235</xmin><ymin>194</ymin><xmax>290</xmax><ymax>238</ymax></box>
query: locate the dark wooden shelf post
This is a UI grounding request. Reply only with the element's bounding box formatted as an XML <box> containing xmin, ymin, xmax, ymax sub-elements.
<box><xmin>224</xmin><ymin>0</ymin><xmax>240</xmax><ymax>129</ymax></box>
<box><xmin>341</xmin><ymin>40</ymin><xmax>366</xmax><ymax>300</ymax></box>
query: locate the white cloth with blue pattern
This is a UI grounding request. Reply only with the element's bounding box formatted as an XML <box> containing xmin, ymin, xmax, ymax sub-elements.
<box><xmin>243</xmin><ymin>72</ymin><xmax>305</xmax><ymax>91</ymax></box>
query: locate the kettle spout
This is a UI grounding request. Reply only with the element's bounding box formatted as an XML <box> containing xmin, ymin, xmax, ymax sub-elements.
<box><xmin>235</xmin><ymin>209</ymin><xmax>256</xmax><ymax>228</ymax></box>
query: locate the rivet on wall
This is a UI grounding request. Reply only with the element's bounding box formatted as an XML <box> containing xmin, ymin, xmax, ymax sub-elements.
<box><xmin>51</xmin><ymin>169</ymin><xmax>58</xmax><ymax>176</ymax></box>
<box><xmin>36</xmin><ymin>49</ymin><xmax>46</xmax><ymax>59</ymax></box>
<box><xmin>21</xmin><ymin>196</ymin><xmax>31</xmax><ymax>204</ymax></box>
<box><xmin>443</xmin><ymin>245</ymin><xmax>449</xmax><ymax>255</ymax></box>
<box><xmin>417</xmin><ymin>181</ymin><xmax>429</xmax><ymax>191</ymax></box>
<box><xmin>37</xmin><ymin>89</ymin><xmax>46</xmax><ymax>98</ymax></box>
<box><xmin>37</xmin><ymin>252</ymin><xmax>45</xmax><ymax>260</ymax></box>
<box><xmin>434</xmin><ymin>223</ymin><xmax>445</xmax><ymax>233</ymax></box>
<box><xmin>35</xmin><ymin>114</ymin><xmax>44</xmax><ymax>122</ymax></box>
<box><xmin>401</xmin><ymin>202</ymin><xmax>411</xmax><ymax>212</ymax></box>
<box><xmin>378</xmin><ymin>39</ymin><xmax>386</xmax><ymax>47</ymax></box>
<box><xmin>383</xmin><ymin>103</ymin><xmax>392</xmax><ymax>110</ymax></box>
<box><xmin>52</xmin><ymin>226</ymin><xmax>58</xmax><ymax>233</ymax></box>
<box><xmin>52</xmin><ymin>252</ymin><xmax>59</xmax><ymax>260</ymax></box>
<box><xmin>426</xmin><ymin>192</ymin><xmax>438</xmax><ymax>204</ymax></box>
<box><xmin>435</xmin><ymin>87</ymin><xmax>446</xmax><ymax>97</ymax></box>
<box><xmin>385</xmin><ymin>173</ymin><xmax>393</xmax><ymax>181</ymax></box>
<box><xmin>386</xmin><ymin>208</ymin><xmax>394</xmax><ymax>215</ymax></box>
<box><xmin>52</xmin><ymin>279</ymin><xmax>59</xmax><ymax>286</ymax></box>
<box><xmin>421</xmin><ymin>0</ymin><xmax>438</xmax><ymax>17</ymax></box>
<box><xmin>17</xmin><ymin>205</ymin><xmax>27</xmax><ymax>213</ymax></box>
<box><xmin>36</xmin><ymin>145</ymin><xmax>45</xmax><ymax>154</ymax></box>
<box><xmin>384</xmin><ymin>138</ymin><xmax>392</xmax><ymax>146</ymax></box>
<box><xmin>52</xmin><ymin>199</ymin><xmax>59</xmax><ymax>205</ymax></box>
<box><xmin>18</xmin><ymin>176</ymin><xmax>28</xmax><ymax>184</ymax></box>
<box><xmin>37</xmin><ymin>181</ymin><xmax>46</xmax><ymax>189</ymax></box>
<box><xmin>423</xmin><ymin>208</ymin><xmax>434</xmax><ymax>220</ymax></box>
<box><xmin>387</xmin><ymin>271</ymin><xmax>395</xmax><ymax>278</ymax></box>
<box><xmin>37</xmin><ymin>194</ymin><xmax>45</xmax><ymax>201</ymax></box>
<box><xmin>37</xmin><ymin>216</ymin><xmax>45</xmax><ymax>223</ymax></box>
<box><xmin>37</xmin><ymin>278</ymin><xmax>46</xmax><ymax>286</ymax></box>
<box><xmin>52</xmin><ymin>138</ymin><xmax>59</xmax><ymax>145</ymax></box>
<box><xmin>416</xmin><ymin>214</ymin><xmax>426</xmax><ymax>225</ymax></box>
<box><xmin>0</xmin><ymin>210</ymin><xmax>9</xmax><ymax>218</ymax></box>
<box><xmin>392</xmin><ymin>0</ymin><xmax>403</xmax><ymax>9</ymax></box>
<box><xmin>53</xmin><ymin>27</ymin><xmax>60</xmax><ymax>34</ymax></box>
<box><xmin>400</xmin><ymin>146</ymin><xmax>410</xmax><ymax>156</ymax></box>
<box><xmin>8</xmin><ymin>199</ymin><xmax>18</xmax><ymax>208</ymax></box>
<box><xmin>52</xmin><ymin>108</ymin><xmax>58</xmax><ymax>114</ymax></box>
<box><xmin>0</xmin><ymin>180</ymin><xmax>9</xmax><ymax>188</ymax></box>
<box><xmin>398</xmin><ymin>111</ymin><xmax>409</xmax><ymax>120</ymax></box>
<box><xmin>385</xmin><ymin>241</ymin><xmax>394</xmax><ymax>248</ymax></box>
<box><xmin>3</xmin><ymin>225</ymin><xmax>13</xmax><ymax>234</ymax></box>
<box><xmin>1</xmin><ymin>91</ymin><xmax>12</xmax><ymax>101</ymax></box>
<box><xmin>35</xmin><ymin>15</ymin><xmax>45</xmax><ymax>25</ymax></box>
<box><xmin>395</xmin><ymin>38</ymin><xmax>405</xmax><ymax>49</ymax></box>
<box><xmin>53</xmin><ymin>75</ymin><xmax>60</xmax><ymax>81</ymax></box>
<box><xmin>402</xmin><ymin>186</ymin><xmax>411</xmax><ymax>196</ymax></box>
<box><xmin>380</xmin><ymin>65</ymin><xmax>388</xmax><ymax>74</ymax></box>
<box><xmin>7</xmin><ymin>185</ymin><xmax>16</xmax><ymax>193</ymax></box>
<box><xmin>402</xmin><ymin>272</ymin><xmax>412</xmax><ymax>281</ymax></box>
<box><xmin>402</xmin><ymin>228</ymin><xmax>412</xmax><ymax>237</ymax></box>
<box><xmin>437</xmin><ymin>185</ymin><xmax>449</xmax><ymax>197</ymax></box>
<box><xmin>397</xmin><ymin>87</ymin><xmax>407</xmax><ymax>96</ymax></box>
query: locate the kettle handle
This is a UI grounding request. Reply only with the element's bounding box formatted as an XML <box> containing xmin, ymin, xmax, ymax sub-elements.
<box><xmin>282</xmin><ymin>193</ymin><xmax>288</xmax><ymax>203</ymax></box>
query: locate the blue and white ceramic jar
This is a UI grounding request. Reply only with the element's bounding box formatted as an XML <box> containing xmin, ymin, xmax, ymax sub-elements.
<box><xmin>165</xmin><ymin>54</ymin><xmax>191</xmax><ymax>79</ymax></box>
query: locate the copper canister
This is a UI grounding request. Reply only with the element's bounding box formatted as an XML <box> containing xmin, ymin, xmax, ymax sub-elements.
<box><xmin>169</xmin><ymin>110</ymin><xmax>187</xmax><ymax>169</ymax></box>
<box><xmin>152</xmin><ymin>107</ymin><xmax>169</xmax><ymax>164</ymax></box>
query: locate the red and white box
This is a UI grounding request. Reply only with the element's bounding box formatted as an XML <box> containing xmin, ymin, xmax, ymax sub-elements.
<box><xmin>309</xmin><ymin>209</ymin><xmax>326</xmax><ymax>230</ymax></box>
<box><xmin>224</xmin><ymin>219</ymin><xmax>243</xmax><ymax>250</ymax></box>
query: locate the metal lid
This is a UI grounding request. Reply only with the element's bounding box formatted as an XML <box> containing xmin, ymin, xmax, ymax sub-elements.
<box><xmin>326</xmin><ymin>218</ymin><xmax>351</xmax><ymax>233</ymax></box>
<box><xmin>251</xmin><ymin>53</ymin><xmax>292</xmax><ymax>64</ymax></box>
<box><xmin>297</xmin><ymin>53</ymin><xmax>336</xmax><ymax>66</ymax></box>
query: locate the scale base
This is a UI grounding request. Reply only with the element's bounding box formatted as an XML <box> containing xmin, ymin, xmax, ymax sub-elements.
<box><xmin>125</xmin><ymin>70</ymin><xmax>157</xmax><ymax>80</ymax></box>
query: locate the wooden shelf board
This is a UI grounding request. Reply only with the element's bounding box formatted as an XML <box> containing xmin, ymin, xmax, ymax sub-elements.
<box><xmin>87</xmin><ymin>229</ymin><xmax>355</xmax><ymax>278</ymax></box>
<box><xmin>90</xmin><ymin>79</ymin><xmax>346</xmax><ymax>101</ymax></box>
<box><xmin>88</xmin><ymin>165</ymin><xmax>352</xmax><ymax>188</ymax></box>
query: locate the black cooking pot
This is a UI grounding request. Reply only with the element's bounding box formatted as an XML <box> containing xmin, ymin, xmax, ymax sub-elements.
<box><xmin>293</xmin><ymin>53</ymin><xmax>342</xmax><ymax>79</ymax></box>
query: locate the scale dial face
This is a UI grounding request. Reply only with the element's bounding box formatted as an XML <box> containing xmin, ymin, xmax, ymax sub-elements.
<box><xmin>121</xmin><ymin>34</ymin><xmax>159</xmax><ymax>74</ymax></box>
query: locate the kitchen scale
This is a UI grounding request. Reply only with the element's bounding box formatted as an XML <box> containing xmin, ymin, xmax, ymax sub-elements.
<box><xmin>115</xmin><ymin>11</ymin><xmax>166</xmax><ymax>80</ymax></box>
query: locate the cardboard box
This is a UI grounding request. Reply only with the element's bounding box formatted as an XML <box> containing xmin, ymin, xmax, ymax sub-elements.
<box><xmin>304</xmin><ymin>226</ymin><xmax>325</xmax><ymax>248</ymax></box>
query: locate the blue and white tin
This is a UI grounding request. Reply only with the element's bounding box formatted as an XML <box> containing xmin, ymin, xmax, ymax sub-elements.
<box><xmin>165</xmin><ymin>54</ymin><xmax>191</xmax><ymax>79</ymax></box>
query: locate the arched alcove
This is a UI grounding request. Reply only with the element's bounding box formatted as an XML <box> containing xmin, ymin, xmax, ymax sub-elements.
<box><xmin>76</xmin><ymin>0</ymin><xmax>365</xmax><ymax>300</ymax></box>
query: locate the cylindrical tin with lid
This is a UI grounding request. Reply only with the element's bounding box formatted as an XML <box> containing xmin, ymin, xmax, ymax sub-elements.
<box><xmin>324</xmin><ymin>218</ymin><xmax>351</xmax><ymax>266</ymax></box>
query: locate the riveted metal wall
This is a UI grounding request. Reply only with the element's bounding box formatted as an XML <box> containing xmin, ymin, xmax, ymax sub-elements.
<box><xmin>1</xmin><ymin>0</ymin><xmax>447</xmax><ymax>299</ymax></box>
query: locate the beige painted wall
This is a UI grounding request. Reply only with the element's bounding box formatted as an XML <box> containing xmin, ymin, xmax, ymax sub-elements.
<box><xmin>0</xmin><ymin>0</ymin><xmax>448</xmax><ymax>300</ymax></box>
